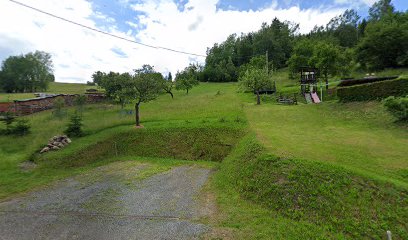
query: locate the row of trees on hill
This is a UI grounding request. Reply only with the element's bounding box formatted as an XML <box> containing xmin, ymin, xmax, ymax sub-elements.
<box><xmin>0</xmin><ymin>51</ymin><xmax>55</xmax><ymax>93</ymax></box>
<box><xmin>196</xmin><ymin>0</ymin><xmax>407</xmax><ymax>83</ymax></box>
<box><xmin>91</xmin><ymin>64</ymin><xmax>199</xmax><ymax>126</ymax></box>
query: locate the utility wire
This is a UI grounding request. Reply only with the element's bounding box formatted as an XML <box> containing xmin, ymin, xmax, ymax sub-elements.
<box><xmin>8</xmin><ymin>0</ymin><xmax>207</xmax><ymax>57</ymax></box>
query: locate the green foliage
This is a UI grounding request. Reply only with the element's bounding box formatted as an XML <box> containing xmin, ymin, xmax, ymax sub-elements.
<box><xmin>64</xmin><ymin>113</ymin><xmax>83</xmax><ymax>137</ymax></box>
<box><xmin>203</xmin><ymin>18</ymin><xmax>297</xmax><ymax>82</ymax></box>
<box><xmin>175</xmin><ymin>64</ymin><xmax>199</xmax><ymax>94</ymax></box>
<box><xmin>0</xmin><ymin>111</ymin><xmax>15</xmax><ymax>132</ymax></box>
<box><xmin>52</xmin><ymin>96</ymin><xmax>66</xmax><ymax>119</ymax></box>
<box><xmin>91</xmin><ymin>71</ymin><xmax>105</xmax><ymax>86</ymax></box>
<box><xmin>161</xmin><ymin>73</ymin><xmax>174</xmax><ymax>99</ymax></box>
<box><xmin>383</xmin><ymin>96</ymin><xmax>408</xmax><ymax>121</ymax></box>
<box><xmin>287</xmin><ymin>38</ymin><xmax>315</xmax><ymax>78</ymax></box>
<box><xmin>239</xmin><ymin>66</ymin><xmax>272</xmax><ymax>104</ymax></box>
<box><xmin>337</xmin><ymin>78</ymin><xmax>408</xmax><ymax>102</ymax></box>
<box><xmin>0</xmin><ymin>113</ymin><xmax>30</xmax><ymax>136</ymax></box>
<box><xmin>356</xmin><ymin>12</ymin><xmax>408</xmax><ymax>70</ymax></box>
<box><xmin>12</xmin><ymin>119</ymin><xmax>31</xmax><ymax>136</ymax></box>
<box><xmin>0</xmin><ymin>51</ymin><xmax>54</xmax><ymax>93</ymax></box>
<box><xmin>74</xmin><ymin>95</ymin><xmax>87</xmax><ymax>112</ymax></box>
<box><xmin>369</xmin><ymin>0</ymin><xmax>395</xmax><ymax>21</ymax></box>
<box><xmin>222</xmin><ymin>134</ymin><xmax>407</xmax><ymax>239</ymax></box>
<box><xmin>327</xmin><ymin>10</ymin><xmax>360</xmax><ymax>47</ymax></box>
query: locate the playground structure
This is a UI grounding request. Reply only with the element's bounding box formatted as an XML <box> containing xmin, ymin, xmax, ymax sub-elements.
<box><xmin>299</xmin><ymin>67</ymin><xmax>321</xmax><ymax>104</ymax></box>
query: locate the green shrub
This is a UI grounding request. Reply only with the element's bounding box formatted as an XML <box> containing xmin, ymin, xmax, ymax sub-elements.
<box><xmin>12</xmin><ymin>119</ymin><xmax>31</xmax><ymax>135</ymax></box>
<box><xmin>0</xmin><ymin>113</ymin><xmax>30</xmax><ymax>136</ymax></box>
<box><xmin>64</xmin><ymin>113</ymin><xmax>83</xmax><ymax>137</ymax></box>
<box><xmin>0</xmin><ymin>112</ymin><xmax>15</xmax><ymax>133</ymax></box>
<box><xmin>337</xmin><ymin>78</ymin><xmax>408</xmax><ymax>102</ymax></box>
<box><xmin>383</xmin><ymin>96</ymin><xmax>408</xmax><ymax>122</ymax></box>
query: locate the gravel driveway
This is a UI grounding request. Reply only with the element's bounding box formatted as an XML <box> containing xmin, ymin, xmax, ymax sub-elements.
<box><xmin>0</xmin><ymin>162</ymin><xmax>213</xmax><ymax>240</ymax></box>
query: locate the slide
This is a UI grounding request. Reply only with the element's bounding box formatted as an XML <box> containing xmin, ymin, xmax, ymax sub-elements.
<box><xmin>311</xmin><ymin>92</ymin><xmax>321</xmax><ymax>103</ymax></box>
<box><xmin>304</xmin><ymin>93</ymin><xmax>313</xmax><ymax>104</ymax></box>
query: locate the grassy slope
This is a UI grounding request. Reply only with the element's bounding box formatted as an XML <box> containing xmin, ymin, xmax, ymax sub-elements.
<box><xmin>245</xmin><ymin>102</ymin><xmax>408</xmax><ymax>187</ymax></box>
<box><xmin>0</xmin><ymin>82</ymin><xmax>93</xmax><ymax>102</ymax></box>
<box><xmin>1</xmin><ymin>79</ymin><xmax>407</xmax><ymax>238</ymax></box>
<box><xmin>0</xmin><ymin>83</ymin><xmax>243</xmax><ymax>198</ymax></box>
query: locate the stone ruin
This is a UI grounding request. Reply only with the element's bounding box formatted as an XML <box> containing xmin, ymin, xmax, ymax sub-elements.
<box><xmin>40</xmin><ymin>135</ymin><xmax>72</xmax><ymax>154</ymax></box>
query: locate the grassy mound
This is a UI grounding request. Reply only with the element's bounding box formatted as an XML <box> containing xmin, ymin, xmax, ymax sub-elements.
<box><xmin>37</xmin><ymin>126</ymin><xmax>245</xmax><ymax>168</ymax></box>
<box><xmin>221</xmin><ymin>134</ymin><xmax>407</xmax><ymax>239</ymax></box>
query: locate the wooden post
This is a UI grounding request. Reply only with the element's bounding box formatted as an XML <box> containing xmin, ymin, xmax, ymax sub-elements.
<box><xmin>386</xmin><ymin>230</ymin><xmax>392</xmax><ymax>240</ymax></box>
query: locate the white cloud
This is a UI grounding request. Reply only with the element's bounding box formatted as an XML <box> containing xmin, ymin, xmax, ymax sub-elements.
<box><xmin>0</xmin><ymin>0</ymin><xmax>345</xmax><ymax>83</ymax></box>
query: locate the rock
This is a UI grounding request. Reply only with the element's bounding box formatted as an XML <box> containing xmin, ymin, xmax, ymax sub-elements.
<box><xmin>56</xmin><ymin>142</ymin><xmax>64</xmax><ymax>148</ymax></box>
<box><xmin>40</xmin><ymin>147</ymin><xmax>50</xmax><ymax>154</ymax></box>
<box><xmin>51</xmin><ymin>146</ymin><xmax>60</xmax><ymax>150</ymax></box>
<box><xmin>42</xmin><ymin>135</ymin><xmax>71</xmax><ymax>153</ymax></box>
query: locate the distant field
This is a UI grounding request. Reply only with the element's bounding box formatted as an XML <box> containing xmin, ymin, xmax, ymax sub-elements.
<box><xmin>0</xmin><ymin>82</ymin><xmax>93</xmax><ymax>102</ymax></box>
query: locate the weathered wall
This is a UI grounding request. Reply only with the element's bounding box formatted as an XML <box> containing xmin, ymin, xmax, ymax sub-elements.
<box><xmin>0</xmin><ymin>94</ymin><xmax>106</xmax><ymax>115</ymax></box>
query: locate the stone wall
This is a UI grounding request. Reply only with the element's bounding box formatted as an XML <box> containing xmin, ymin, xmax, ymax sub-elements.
<box><xmin>0</xmin><ymin>102</ymin><xmax>14</xmax><ymax>113</ymax></box>
<box><xmin>1</xmin><ymin>94</ymin><xmax>106</xmax><ymax>115</ymax></box>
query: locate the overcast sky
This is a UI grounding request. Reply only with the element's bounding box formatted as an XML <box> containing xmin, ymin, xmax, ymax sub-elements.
<box><xmin>0</xmin><ymin>0</ymin><xmax>407</xmax><ymax>83</ymax></box>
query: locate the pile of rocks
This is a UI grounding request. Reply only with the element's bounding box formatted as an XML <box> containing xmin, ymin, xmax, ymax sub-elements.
<box><xmin>40</xmin><ymin>135</ymin><xmax>72</xmax><ymax>154</ymax></box>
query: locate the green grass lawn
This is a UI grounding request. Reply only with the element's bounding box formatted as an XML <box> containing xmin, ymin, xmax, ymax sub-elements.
<box><xmin>244</xmin><ymin>101</ymin><xmax>408</xmax><ymax>187</ymax></box>
<box><xmin>0</xmin><ymin>79</ymin><xmax>407</xmax><ymax>239</ymax></box>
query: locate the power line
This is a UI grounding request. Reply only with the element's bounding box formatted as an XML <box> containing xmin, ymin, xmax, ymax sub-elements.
<box><xmin>8</xmin><ymin>0</ymin><xmax>207</xmax><ymax>58</ymax></box>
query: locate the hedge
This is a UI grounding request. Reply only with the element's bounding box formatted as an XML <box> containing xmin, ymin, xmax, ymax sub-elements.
<box><xmin>337</xmin><ymin>78</ymin><xmax>408</xmax><ymax>102</ymax></box>
<box><xmin>338</xmin><ymin>76</ymin><xmax>398</xmax><ymax>87</ymax></box>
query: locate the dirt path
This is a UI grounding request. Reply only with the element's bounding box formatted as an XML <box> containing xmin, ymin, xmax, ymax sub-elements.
<box><xmin>0</xmin><ymin>162</ymin><xmax>213</xmax><ymax>240</ymax></box>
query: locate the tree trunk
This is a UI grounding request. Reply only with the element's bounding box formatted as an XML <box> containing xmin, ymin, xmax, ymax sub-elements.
<box><xmin>325</xmin><ymin>73</ymin><xmax>329</xmax><ymax>90</ymax></box>
<box><xmin>169</xmin><ymin>91</ymin><xmax>174</xmax><ymax>99</ymax></box>
<box><xmin>135</xmin><ymin>102</ymin><xmax>140</xmax><ymax>126</ymax></box>
<box><xmin>186</xmin><ymin>88</ymin><xmax>189</xmax><ymax>95</ymax></box>
<box><xmin>256</xmin><ymin>91</ymin><xmax>260</xmax><ymax>105</ymax></box>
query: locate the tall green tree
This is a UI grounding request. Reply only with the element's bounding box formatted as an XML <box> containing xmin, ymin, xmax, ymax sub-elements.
<box><xmin>309</xmin><ymin>41</ymin><xmax>341</xmax><ymax>89</ymax></box>
<box><xmin>287</xmin><ymin>38</ymin><xmax>315</xmax><ymax>79</ymax></box>
<box><xmin>369</xmin><ymin>0</ymin><xmax>395</xmax><ymax>20</ymax></box>
<box><xmin>0</xmin><ymin>51</ymin><xmax>54</xmax><ymax>93</ymax></box>
<box><xmin>356</xmin><ymin>12</ymin><xmax>408</xmax><ymax>70</ymax></box>
<box><xmin>91</xmin><ymin>71</ymin><xmax>105</xmax><ymax>86</ymax></box>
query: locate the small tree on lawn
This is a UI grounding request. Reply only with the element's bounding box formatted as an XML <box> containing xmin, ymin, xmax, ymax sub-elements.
<box><xmin>53</xmin><ymin>96</ymin><xmax>65</xmax><ymax>119</ymax></box>
<box><xmin>161</xmin><ymin>72</ymin><xmax>174</xmax><ymax>99</ymax></box>
<box><xmin>64</xmin><ymin>112</ymin><xmax>83</xmax><ymax>137</ymax></box>
<box><xmin>239</xmin><ymin>66</ymin><xmax>272</xmax><ymax>105</ymax></box>
<box><xmin>74</xmin><ymin>95</ymin><xmax>87</xmax><ymax>114</ymax></box>
<box><xmin>125</xmin><ymin>65</ymin><xmax>162</xmax><ymax>127</ymax></box>
<box><xmin>175</xmin><ymin>65</ymin><xmax>199</xmax><ymax>94</ymax></box>
<box><xmin>0</xmin><ymin>111</ymin><xmax>15</xmax><ymax>133</ymax></box>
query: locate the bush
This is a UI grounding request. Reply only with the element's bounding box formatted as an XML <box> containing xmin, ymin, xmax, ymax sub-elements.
<box><xmin>64</xmin><ymin>113</ymin><xmax>83</xmax><ymax>137</ymax></box>
<box><xmin>383</xmin><ymin>96</ymin><xmax>408</xmax><ymax>122</ymax></box>
<box><xmin>338</xmin><ymin>76</ymin><xmax>398</xmax><ymax>87</ymax></box>
<box><xmin>12</xmin><ymin>119</ymin><xmax>31</xmax><ymax>135</ymax></box>
<box><xmin>337</xmin><ymin>78</ymin><xmax>408</xmax><ymax>102</ymax></box>
<box><xmin>0</xmin><ymin>113</ymin><xmax>31</xmax><ymax>136</ymax></box>
<box><xmin>53</xmin><ymin>96</ymin><xmax>66</xmax><ymax>119</ymax></box>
